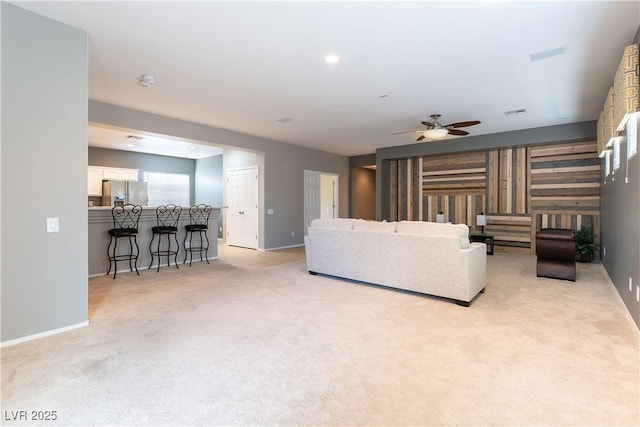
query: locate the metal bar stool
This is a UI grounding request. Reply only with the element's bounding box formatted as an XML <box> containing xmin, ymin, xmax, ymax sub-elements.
<box><xmin>183</xmin><ymin>204</ymin><xmax>212</xmax><ymax>266</ymax></box>
<box><xmin>107</xmin><ymin>204</ymin><xmax>142</xmax><ymax>279</ymax></box>
<box><xmin>149</xmin><ymin>204</ymin><xmax>182</xmax><ymax>272</ymax></box>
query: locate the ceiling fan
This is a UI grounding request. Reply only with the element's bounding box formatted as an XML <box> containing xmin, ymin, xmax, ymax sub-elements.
<box><xmin>392</xmin><ymin>114</ymin><xmax>481</xmax><ymax>141</ymax></box>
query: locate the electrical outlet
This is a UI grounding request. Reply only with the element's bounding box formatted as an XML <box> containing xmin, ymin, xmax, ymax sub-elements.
<box><xmin>636</xmin><ymin>285</ymin><xmax>640</xmax><ymax>302</ymax></box>
<box><xmin>603</xmin><ymin>247</ymin><xmax>606</xmax><ymax>256</ymax></box>
<box><xmin>630</xmin><ymin>277</ymin><xmax>633</xmax><ymax>292</ymax></box>
<box><xmin>46</xmin><ymin>217</ymin><xmax>59</xmax><ymax>233</ymax></box>
<box><xmin>291</xmin><ymin>230</ymin><xmax>295</xmax><ymax>237</ymax></box>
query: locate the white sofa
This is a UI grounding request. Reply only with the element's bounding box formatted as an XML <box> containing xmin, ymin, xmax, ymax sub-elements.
<box><xmin>304</xmin><ymin>218</ymin><xmax>487</xmax><ymax>306</ymax></box>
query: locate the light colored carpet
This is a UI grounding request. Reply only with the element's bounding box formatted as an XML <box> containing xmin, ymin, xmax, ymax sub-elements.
<box><xmin>1</xmin><ymin>245</ymin><xmax>639</xmax><ymax>426</ymax></box>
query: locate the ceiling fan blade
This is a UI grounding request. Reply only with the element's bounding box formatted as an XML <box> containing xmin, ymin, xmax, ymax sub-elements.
<box><xmin>391</xmin><ymin>130</ymin><xmax>420</xmax><ymax>135</ymax></box>
<box><xmin>448</xmin><ymin>129</ymin><xmax>469</xmax><ymax>136</ymax></box>
<box><xmin>416</xmin><ymin>135</ymin><xmax>425</xmax><ymax>142</ymax></box>
<box><xmin>444</xmin><ymin>120</ymin><xmax>481</xmax><ymax>128</ymax></box>
<box><xmin>420</xmin><ymin>121</ymin><xmax>435</xmax><ymax>128</ymax></box>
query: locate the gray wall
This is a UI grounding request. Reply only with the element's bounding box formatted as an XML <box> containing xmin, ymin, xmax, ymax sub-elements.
<box><xmin>599</xmin><ymin>26</ymin><xmax>640</xmax><ymax>329</ymax></box>
<box><xmin>195</xmin><ymin>154</ymin><xmax>224</xmax><ymax>207</ymax></box>
<box><xmin>1</xmin><ymin>3</ymin><xmax>88</xmax><ymax>342</ymax></box>
<box><xmin>195</xmin><ymin>154</ymin><xmax>224</xmax><ymax>237</ymax></box>
<box><xmin>88</xmin><ymin>147</ymin><xmax>198</xmax><ymax>204</ymax></box>
<box><xmin>600</xmin><ymin>114</ymin><xmax>639</xmax><ymax>328</ymax></box>
<box><xmin>88</xmin><ymin>101</ymin><xmax>350</xmax><ymax>250</ymax></box>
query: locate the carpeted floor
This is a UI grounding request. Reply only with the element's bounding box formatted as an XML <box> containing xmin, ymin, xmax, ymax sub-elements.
<box><xmin>1</xmin><ymin>245</ymin><xmax>639</xmax><ymax>426</ymax></box>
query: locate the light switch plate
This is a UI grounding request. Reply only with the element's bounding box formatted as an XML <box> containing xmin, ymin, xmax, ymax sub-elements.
<box><xmin>267</xmin><ymin>208</ymin><xmax>274</xmax><ymax>215</ymax></box>
<box><xmin>47</xmin><ymin>217</ymin><xmax>59</xmax><ymax>233</ymax></box>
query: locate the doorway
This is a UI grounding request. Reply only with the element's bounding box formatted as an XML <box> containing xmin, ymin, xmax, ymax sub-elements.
<box><xmin>304</xmin><ymin>170</ymin><xmax>339</xmax><ymax>235</ymax></box>
<box><xmin>226</xmin><ymin>165</ymin><xmax>259</xmax><ymax>249</ymax></box>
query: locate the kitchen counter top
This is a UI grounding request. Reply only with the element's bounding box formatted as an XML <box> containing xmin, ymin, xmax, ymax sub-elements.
<box><xmin>88</xmin><ymin>205</ymin><xmax>223</xmax><ymax>210</ymax></box>
<box><xmin>88</xmin><ymin>206</ymin><xmax>221</xmax><ymax>277</ymax></box>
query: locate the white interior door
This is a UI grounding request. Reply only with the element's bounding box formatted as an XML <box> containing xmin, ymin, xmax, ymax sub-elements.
<box><xmin>304</xmin><ymin>171</ymin><xmax>321</xmax><ymax>235</ymax></box>
<box><xmin>304</xmin><ymin>170</ymin><xmax>338</xmax><ymax>235</ymax></box>
<box><xmin>227</xmin><ymin>166</ymin><xmax>258</xmax><ymax>249</ymax></box>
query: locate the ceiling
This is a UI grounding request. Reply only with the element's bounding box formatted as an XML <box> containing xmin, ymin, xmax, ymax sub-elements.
<box><xmin>13</xmin><ymin>1</ymin><xmax>640</xmax><ymax>157</ymax></box>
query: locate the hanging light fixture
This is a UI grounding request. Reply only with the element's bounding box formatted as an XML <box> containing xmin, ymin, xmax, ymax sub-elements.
<box><xmin>422</xmin><ymin>128</ymin><xmax>449</xmax><ymax>140</ymax></box>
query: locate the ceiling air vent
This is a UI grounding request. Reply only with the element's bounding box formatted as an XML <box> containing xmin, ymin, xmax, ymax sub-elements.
<box><xmin>504</xmin><ymin>109</ymin><xmax>527</xmax><ymax>117</ymax></box>
<box><xmin>276</xmin><ymin>117</ymin><xmax>293</xmax><ymax>123</ymax></box>
<box><xmin>125</xmin><ymin>135</ymin><xmax>145</xmax><ymax>140</ymax></box>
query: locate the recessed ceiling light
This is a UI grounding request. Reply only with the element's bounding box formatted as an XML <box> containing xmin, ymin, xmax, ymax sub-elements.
<box><xmin>127</xmin><ymin>144</ymin><xmax>135</xmax><ymax>147</ymax></box>
<box><xmin>276</xmin><ymin>117</ymin><xmax>293</xmax><ymax>123</ymax></box>
<box><xmin>324</xmin><ymin>54</ymin><xmax>340</xmax><ymax>64</ymax></box>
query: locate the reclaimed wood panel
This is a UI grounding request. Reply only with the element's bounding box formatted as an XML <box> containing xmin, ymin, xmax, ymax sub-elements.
<box><xmin>529</xmin><ymin>141</ymin><xmax>600</xmax><ymax>254</ymax></box>
<box><xmin>387</xmin><ymin>141</ymin><xmax>600</xmax><ymax>255</ymax></box>
<box><xmin>488</xmin><ymin>150</ymin><xmax>499</xmax><ymax>213</ymax></box>
<box><xmin>389</xmin><ymin>160</ymin><xmax>398</xmax><ymax>221</ymax></box>
<box><xmin>488</xmin><ymin>147</ymin><xmax>528</xmax><ymax>215</ymax></box>
<box><xmin>423</xmin><ymin>194</ymin><xmax>485</xmax><ymax>224</ymax></box>
<box><xmin>485</xmin><ymin>214</ymin><xmax>532</xmax><ymax>254</ymax></box>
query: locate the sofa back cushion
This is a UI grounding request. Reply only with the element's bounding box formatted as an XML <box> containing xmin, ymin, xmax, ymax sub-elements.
<box><xmin>396</xmin><ymin>221</ymin><xmax>470</xmax><ymax>248</ymax></box>
<box><xmin>310</xmin><ymin>218</ymin><xmax>355</xmax><ymax>230</ymax></box>
<box><xmin>353</xmin><ymin>219</ymin><xmax>397</xmax><ymax>233</ymax></box>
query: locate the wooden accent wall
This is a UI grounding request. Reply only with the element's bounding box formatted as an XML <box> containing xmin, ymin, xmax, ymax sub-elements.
<box><xmin>487</xmin><ymin>147</ymin><xmax>528</xmax><ymax>214</ymax></box>
<box><xmin>422</xmin><ymin>151</ymin><xmax>485</xmax><ymax>224</ymax></box>
<box><xmin>388</xmin><ymin>140</ymin><xmax>600</xmax><ymax>254</ymax></box>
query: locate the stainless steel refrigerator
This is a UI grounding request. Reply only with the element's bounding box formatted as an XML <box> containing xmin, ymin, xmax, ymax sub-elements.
<box><xmin>101</xmin><ymin>180</ymin><xmax>148</xmax><ymax>206</ymax></box>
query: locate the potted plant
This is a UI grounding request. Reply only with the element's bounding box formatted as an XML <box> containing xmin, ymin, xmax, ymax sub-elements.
<box><xmin>575</xmin><ymin>226</ymin><xmax>596</xmax><ymax>262</ymax></box>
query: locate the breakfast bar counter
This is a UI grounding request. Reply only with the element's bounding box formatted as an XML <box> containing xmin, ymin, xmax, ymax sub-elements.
<box><xmin>88</xmin><ymin>206</ymin><xmax>221</xmax><ymax>277</ymax></box>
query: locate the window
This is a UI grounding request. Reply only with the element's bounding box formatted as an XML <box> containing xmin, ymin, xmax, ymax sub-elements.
<box><xmin>613</xmin><ymin>137</ymin><xmax>621</xmax><ymax>171</ymax></box>
<box><xmin>604</xmin><ymin>150</ymin><xmax>611</xmax><ymax>178</ymax></box>
<box><xmin>144</xmin><ymin>171</ymin><xmax>190</xmax><ymax>206</ymax></box>
<box><xmin>627</xmin><ymin>112</ymin><xmax>637</xmax><ymax>159</ymax></box>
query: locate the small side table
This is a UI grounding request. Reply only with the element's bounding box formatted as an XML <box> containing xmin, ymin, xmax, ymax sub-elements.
<box><xmin>470</xmin><ymin>233</ymin><xmax>494</xmax><ymax>255</ymax></box>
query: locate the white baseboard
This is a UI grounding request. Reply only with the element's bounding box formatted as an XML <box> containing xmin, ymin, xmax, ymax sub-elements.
<box><xmin>599</xmin><ymin>264</ymin><xmax>640</xmax><ymax>334</ymax></box>
<box><xmin>1</xmin><ymin>321</ymin><xmax>89</xmax><ymax>348</ymax></box>
<box><xmin>264</xmin><ymin>243</ymin><xmax>305</xmax><ymax>251</ymax></box>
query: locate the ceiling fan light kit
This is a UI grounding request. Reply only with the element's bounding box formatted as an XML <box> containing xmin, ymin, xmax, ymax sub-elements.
<box><xmin>392</xmin><ymin>113</ymin><xmax>481</xmax><ymax>141</ymax></box>
<box><xmin>422</xmin><ymin>128</ymin><xmax>449</xmax><ymax>140</ymax></box>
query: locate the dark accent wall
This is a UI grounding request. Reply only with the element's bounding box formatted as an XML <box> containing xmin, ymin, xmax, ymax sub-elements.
<box><xmin>351</xmin><ymin>167</ymin><xmax>376</xmax><ymax>220</ymax></box>
<box><xmin>88</xmin><ymin>147</ymin><xmax>197</xmax><ymax>204</ymax></box>
<box><xmin>350</xmin><ymin>154</ymin><xmax>376</xmax><ymax>219</ymax></box>
<box><xmin>598</xmin><ymin>28</ymin><xmax>640</xmax><ymax>329</ymax></box>
<box><xmin>600</xmin><ymin>22</ymin><xmax>640</xmax><ymax>329</ymax></box>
